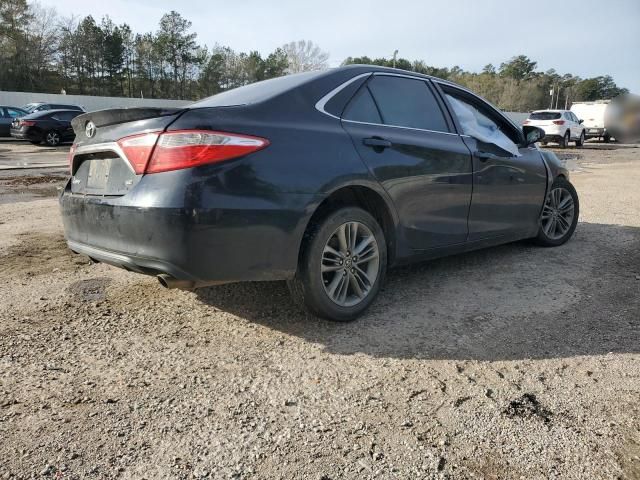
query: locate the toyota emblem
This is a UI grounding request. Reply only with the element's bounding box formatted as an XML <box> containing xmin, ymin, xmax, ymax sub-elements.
<box><xmin>85</xmin><ymin>121</ymin><xmax>96</xmax><ymax>138</ymax></box>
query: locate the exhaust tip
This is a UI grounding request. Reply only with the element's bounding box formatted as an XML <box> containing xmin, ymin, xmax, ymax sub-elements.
<box><xmin>157</xmin><ymin>274</ymin><xmax>196</xmax><ymax>290</ymax></box>
<box><xmin>157</xmin><ymin>274</ymin><xmax>170</xmax><ymax>288</ymax></box>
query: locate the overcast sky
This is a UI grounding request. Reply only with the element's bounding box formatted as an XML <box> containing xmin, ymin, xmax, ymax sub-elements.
<box><xmin>40</xmin><ymin>0</ymin><xmax>640</xmax><ymax>93</ymax></box>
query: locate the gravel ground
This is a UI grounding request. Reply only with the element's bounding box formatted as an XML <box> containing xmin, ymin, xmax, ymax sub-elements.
<box><xmin>0</xmin><ymin>144</ymin><xmax>639</xmax><ymax>479</ymax></box>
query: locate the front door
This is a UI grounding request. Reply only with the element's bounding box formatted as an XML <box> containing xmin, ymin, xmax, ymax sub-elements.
<box><xmin>440</xmin><ymin>86</ymin><xmax>548</xmax><ymax>240</ymax></box>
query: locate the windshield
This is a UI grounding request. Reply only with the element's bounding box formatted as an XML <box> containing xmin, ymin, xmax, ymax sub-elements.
<box><xmin>530</xmin><ymin>111</ymin><xmax>561</xmax><ymax>120</ymax></box>
<box><xmin>190</xmin><ymin>71</ymin><xmax>325</xmax><ymax>108</ymax></box>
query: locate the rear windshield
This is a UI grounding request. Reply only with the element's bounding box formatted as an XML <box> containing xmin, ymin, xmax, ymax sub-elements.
<box><xmin>190</xmin><ymin>71</ymin><xmax>325</xmax><ymax>108</ymax></box>
<box><xmin>54</xmin><ymin>104</ymin><xmax>82</xmax><ymax>110</ymax></box>
<box><xmin>23</xmin><ymin>110</ymin><xmax>52</xmax><ymax>119</ymax></box>
<box><xmin>22</xmin><ymin>103</ymin><xmax>42</xmax><ymax>113</ymax></box>
<box><xmin>529</xmin><ymin>111</ymin><xmax>561</xmax><ymax>120</ymax></box>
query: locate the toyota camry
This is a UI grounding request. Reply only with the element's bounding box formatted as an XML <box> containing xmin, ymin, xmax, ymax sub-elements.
<box><xmin>60</xmin><ymin>65</ymin><xmax>578</xmax><ymax>321</ymax></box>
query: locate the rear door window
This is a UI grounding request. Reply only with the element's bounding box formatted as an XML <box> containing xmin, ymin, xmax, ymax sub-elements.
<box><xmin>365</xmin><ymin>76</ymin><xmax>449</xmax><ymax>132</ymax></box>
<box><xmin>6</xmin><ymin>108</ymin><xmax>23</xmax><ymax>118</ymax></box>
<box><xmin>52</xmin><ymin>112</ymin><xmax>76</xmax><ymax>121</ymax></box>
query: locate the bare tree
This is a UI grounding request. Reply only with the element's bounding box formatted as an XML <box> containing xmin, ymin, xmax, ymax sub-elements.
<box><xmin>27</xmin><ymin>2</ymin><xmax>59</xmax><ymax>88</ymax></box>
<box><xmin>281</xmin><ymin>40</ymin><xmax>329</xmax><ymax>73</ymax></box>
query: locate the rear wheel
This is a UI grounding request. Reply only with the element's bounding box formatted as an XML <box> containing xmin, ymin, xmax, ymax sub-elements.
<box><xmin>44</xmin><ymin>130</ymin><xmax>61</xmax><ymax>147</ymax></box>
<box><xmin>288</xmin><ymin>207</ymin><xmax>387</xmax><ymax>321</ymax></box>
<box><xmin>558</xmin><ymin>131</ymin><xmax>570</xmax><ymax>149</ymax></box>
<box><xmin>534</xmin><ymin>177</ymin><xmax>579</xmax><ymax>247</ymax></box>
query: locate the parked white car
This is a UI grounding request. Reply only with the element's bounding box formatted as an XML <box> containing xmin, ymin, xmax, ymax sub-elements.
<box><xmin>524</xmin><ymin>110</ymin><xmax>586</xmax><ymax>148</ymax></box>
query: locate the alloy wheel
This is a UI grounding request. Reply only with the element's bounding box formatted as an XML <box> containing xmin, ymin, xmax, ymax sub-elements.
<box><xmin>321</xmin><ymin>221</ymin><xmax>380</xmax><ymax>307</ymax></box>
<box><xmin>541</xmin><ymin>186</ymin><xmax>575</xmax><ymax>240</ymax></box>
<box><xmin>46</xmin><ymin>132</ymin><xmax>60</xmax><ymax>146</ymax></box>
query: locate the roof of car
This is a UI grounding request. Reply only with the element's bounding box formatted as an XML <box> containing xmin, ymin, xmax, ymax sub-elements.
<box><xmin>532</xmin><ymin>109</ymin><xmax>570</xmax><ymax>113</ymax></box>
<box><xmin>24</xmin><ymin>109</ymin><xmax>83</xmax><ymax>118</ymax></box>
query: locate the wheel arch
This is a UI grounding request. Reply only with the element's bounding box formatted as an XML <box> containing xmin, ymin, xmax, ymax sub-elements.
<box><xmin>297</xmin><ymin>184</ymin><xmax>399</xmax><ymax>267</ymax></box>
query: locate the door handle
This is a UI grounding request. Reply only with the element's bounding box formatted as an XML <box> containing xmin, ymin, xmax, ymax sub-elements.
<box><xmin>363</xmin><ymin>137</ymin><xmax>392</xmax><ymax>149</ymax></box>
<box><xmin>475</xmin><ymin>151</ymin><xmax>504</xmax><ymax>162</ymax></box>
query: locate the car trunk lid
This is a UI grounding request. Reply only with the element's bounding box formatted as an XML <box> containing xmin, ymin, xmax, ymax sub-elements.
<box><xmin>69</xmin><ymin>107</ymin><xmax>186</xmax><ymax>196</ymax></box>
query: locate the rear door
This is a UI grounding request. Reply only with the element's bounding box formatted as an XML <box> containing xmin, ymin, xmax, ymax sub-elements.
<box><xmin>51</xmin><ymin>111</ymin><xmax>77</xmax><ymax>140</ymax></box>
<box><xmin>439</xmin><ymin>85</ymin><xmax>547</xmax><ymax>240</ymax></box>
<box><xmin>341</xmin><ymin>74</ymin><xmax>473</xmax><ymax>250</ymax></box>
<box><xmin>569</xmin><ymin>112</ymin><xmax>582</xmax><ymax>138</ymax></box>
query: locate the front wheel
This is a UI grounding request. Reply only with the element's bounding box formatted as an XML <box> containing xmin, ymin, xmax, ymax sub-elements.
<box><xmin>288</xmin><ymin>207</ymin><xmax>387</xmax><ymax>321</ymax></box>
<box><xmin>534</xmin><ymin>177</ymin><xmax>579</xmax><ymax>247</ymax></box>
<box><xmin>575</xmin><ymin>130</ymin><xmax>585</xmax><ymax>147</ymax></box>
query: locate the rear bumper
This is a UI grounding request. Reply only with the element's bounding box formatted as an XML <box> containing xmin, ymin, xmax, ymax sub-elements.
<box><xmin>59</xmin><ymin>175</ymin><xmax>321</xmax><ymax>283</ymax></box>
<box><xmin>67</xmin><ymin>239</ymin><xmax>196</xmax><ymax>279</ymax></box>
<box><xmin>584</xmin><ymin>128</ymin><xmax>606</xmax><ymax>137</ymax></box>
<box><xmin>539</xmin><ymin>126</ymin><xmax>566</xmax><ymax>138</ymax></box>
<box><xmin>10</xmin><ymin>129</ymin><xmax>39</xmax><ymax>141</ymax></box>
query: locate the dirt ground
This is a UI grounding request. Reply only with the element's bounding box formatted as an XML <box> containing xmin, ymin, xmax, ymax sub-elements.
<box><xmin>0</xmin><ymin>143</ymin><xmax>639</xmax><ymax>479</ymax></box>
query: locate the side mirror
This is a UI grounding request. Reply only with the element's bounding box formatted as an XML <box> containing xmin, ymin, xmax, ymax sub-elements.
<box><xmin>523</xmin><ymin>125</ymin><xmax>546</xmax><ymax>146</ymax></box>
<box><xmin>579</xmin><ymin>119</ymin><xmax>584</xmax><ymax>124</ymax></box>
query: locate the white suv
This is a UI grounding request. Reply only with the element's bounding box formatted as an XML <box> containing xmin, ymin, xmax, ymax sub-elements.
<box><xmin>524</xmin><ymin>110</ymin><xmax>586</xmax><ymax>148</ymax></box>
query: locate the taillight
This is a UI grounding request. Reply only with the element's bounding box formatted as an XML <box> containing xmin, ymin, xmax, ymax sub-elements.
<box><xmin>117</xmin><ymin>130</ymin><xmax>269</xmax><ymax>175</ymax></box>
<box><xmin>552</xmin><ymin>120</ymin><xmax>565</xmax><ymax>125</ymax></box>
<box><xmin>523</xmin><ymin>120</ymin><xmax>530</xmax><ymax>125</ymax></box>
<box><xmin>68</xmin><ymin>143</ymin><xmax>77</xmax><ymax>171</ymax></box>
<box><xmin>117</xmin><ymin>132</ymin><xmax>160</xmax><ymax>174</ymax></box>
<box><xmin>20</xmin><ymin>120</ymin><xmax>36</xmax><ymax>127</ymax></box>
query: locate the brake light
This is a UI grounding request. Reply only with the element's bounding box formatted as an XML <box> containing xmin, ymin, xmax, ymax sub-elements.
<box><xmin>117</xmin><ymin>130</ymin><xmax>269</xmax><ymax>175</ymax></box>
<box><xmin>68</xmin><ymin>143</ymin><xmax>77</xmax><ymax>171</ymax></box>
<box><xmin>552</xmin><ymin>120</ymin><xmax>565</xmax><ymax>125</ymax></box>
<box><xmin>117</xmin><ymin>132</ymin><xmax>160</xmax><ymax>174</ymax></box>
<box><xmin>20</xmin><ymin>120</ymin><xmax>36</xmax><ymax>127</ymax></box>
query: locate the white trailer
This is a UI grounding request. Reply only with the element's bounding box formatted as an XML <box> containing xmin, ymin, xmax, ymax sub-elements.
<box><xmin>570</xmin><ymin>100</ymin><xmax>611</xmax><ymax>142</ymax></box>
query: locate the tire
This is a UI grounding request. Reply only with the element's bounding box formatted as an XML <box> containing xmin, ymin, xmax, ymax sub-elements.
<box><xmin>558</xmin><ymin>131</ymin><xmax>570</xmax><ymax>149</ymax></box>
<box><xmin>534</xmin><ymin>177</ymin><xmax>579</xmax><ymax>247</ymax></box>
<box><xmin>44</xmin><ymin>130</ymin><xmax>61</xmax><ymax>147</ymax></box>
<box><xmin>603</xmin><ymin>133</ymin><xmax>611</xmax><ymax>143</ymax></box>
<box><xmin>575</xmin><ymin>130</ymin><xmax>585</xmax><ymax>147</ymax></box>
<box><xmin>287</xmin><ymin>207</ymin><xmax>387</xmax><ymax>321</ymax></box>
<box><xmin>540</xmin><ymin>141</ymin><xmax>548</xmax><ymax>146</ymax></box>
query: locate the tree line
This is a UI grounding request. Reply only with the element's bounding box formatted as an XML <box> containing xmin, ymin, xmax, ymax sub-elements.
<box><xmin>0</xmin><ymin>0</ymin><xmax>328</xmax><ymax>100</ymax></box>
<box><xmin>342</xmin><ymin>55</ymin><xmax>628</xmax><ymax>112</ymax></box>
<box><xmin>0</xmin><ymin>0</ymin><xmax>628</xmax><ymax>112</ymax></box>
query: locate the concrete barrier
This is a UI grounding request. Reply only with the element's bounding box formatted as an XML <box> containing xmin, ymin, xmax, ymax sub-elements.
<box><xmin>0</xmin><ymin>91</ymin><xmax>191</xmax><ymax>112</ymax></box>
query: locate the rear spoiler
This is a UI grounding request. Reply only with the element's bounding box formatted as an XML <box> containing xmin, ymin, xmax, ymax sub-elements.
<box><xmin>71</xmin><ymin>107</ymin><xmax>187</xmax><ymax>133</ymax></box>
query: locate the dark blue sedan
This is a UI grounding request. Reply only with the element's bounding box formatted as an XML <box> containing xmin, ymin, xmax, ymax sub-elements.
<box><xmin>60</xmin><ymin>65</ymin><xmax>578</xmax><ymax>321</ymax></box>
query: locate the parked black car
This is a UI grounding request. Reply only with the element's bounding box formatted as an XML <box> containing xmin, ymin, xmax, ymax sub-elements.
<box><xmin>60</xmin><ymin>65</ymin><xmax>578</xmax><ymax>321</ymax></box>
<box><xmin>21</xmin><ymin>102</ymin><xmax>85</xmax><ymax>114</ymax></box>
<box><xmin>10</xmin><ymin>109</ymin><xmax>82</xmax><ymax>146</ymax></box>
<box><xmin>0</xmin><ymin>106</ymin><xmax>27</xmax><ymax>136</ymax></box>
